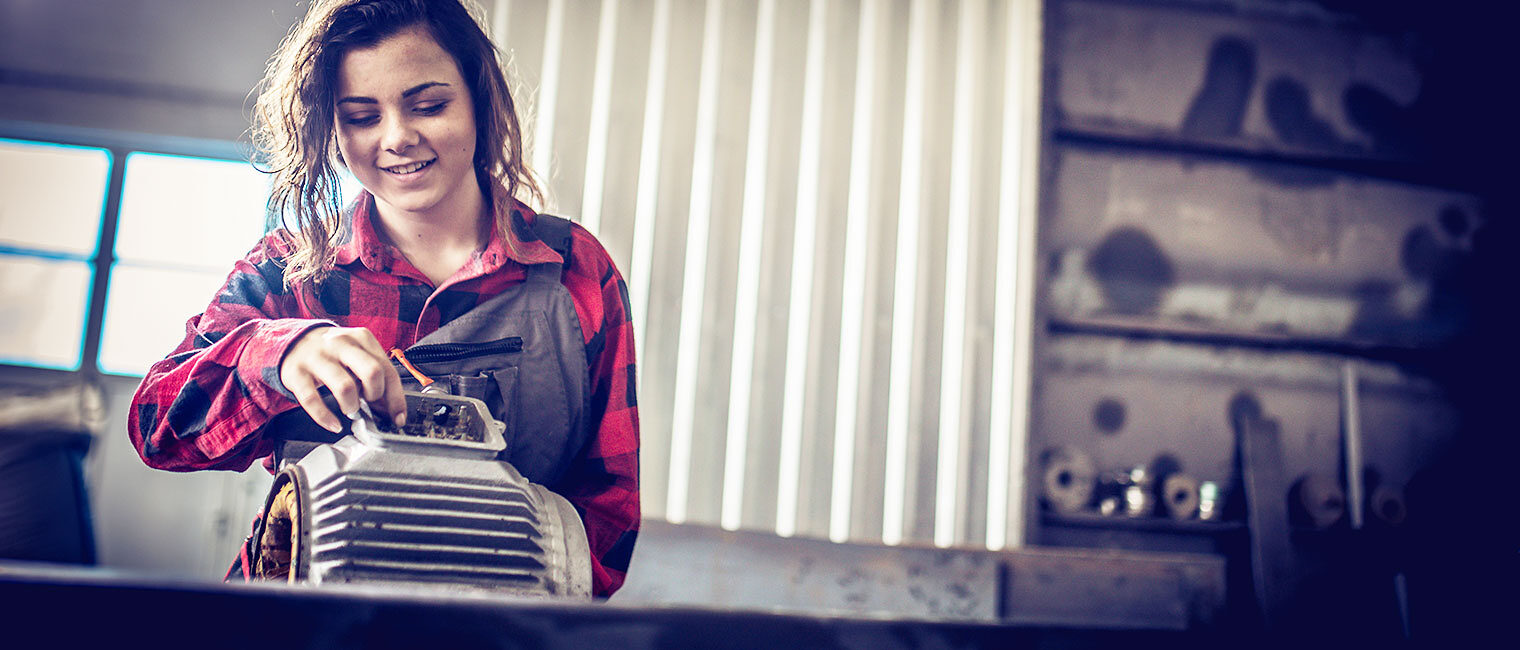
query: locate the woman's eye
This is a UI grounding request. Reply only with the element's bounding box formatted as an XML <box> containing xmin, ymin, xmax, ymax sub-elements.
<box><xmin>416</xmin><ymin>101</ymin><xmax>448</xmax><ymax>115</ymax></box>
<box><xmin>343</xmin><ymin>114</ymin><xmax>379</xmax><ymax>127</ymax></box>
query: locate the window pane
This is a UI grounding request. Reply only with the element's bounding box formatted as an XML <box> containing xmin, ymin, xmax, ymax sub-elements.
<box><xmin>264</xmin><ymin>168</ymin><xmax>367</xmax><ymax>233</ymax></box>
<box><xmin>0</xmin><ymin>254</ymin><xmax>90</xmax><ymax>369</ymax></box>
<box><xmin>339</xmin><ymin>170</ymin><xmax>365</xmax><ymax>208</ymax></box>
<box><xmin>114</xmin><ymin>153</ymin><xmax>270</xmax><ymax>269</ymax></box>
<box><xmin>0</xmin><ymin>139</ymin><xmax>110</xmax><ymax>256</ymax></box>
<box><xmin>98</xmin><ymin>264</ymin><xmax>232</xmax><ymax>376</ymax></box>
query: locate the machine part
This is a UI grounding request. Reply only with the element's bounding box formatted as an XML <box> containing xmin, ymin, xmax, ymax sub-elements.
<box><xmin>1094</xmin><ymin>469</ymin><xmax>1129</xmax><ymax>514</ymax></box>
<box><xmin>1040</xmin><ymin>447</ymin><xmax>1096</xmax><ymax>513</ymax></box>
<box><xmin>1123</xmin><ymin>466</ymin><xmax>1152</xmax><ymax>518</ymax></box>
<box><xmin>1341</xmin><ymin>362</ymin><xmax>1364</xmax><ymax>529</ymax></box>
<box><xmin>1148</xmin><ymin>454</ymin><xmax>1183</xmax><ymax>483</ymax></box>
<box><xmin>1097</xmin><ymin>497</ymin><xmax>1120</xmax><ymax>516</ymax></box>
<box><xmin>450</xmin><ymin>373</ymin><xmax>491</xmax><ymax>403</ymax></box>
<box><xmin>254</xmin><ymin>391</ymin><xmax>591</xmax><ymax>598</ymax></box>
<box><xmin>255</xmin><ymin>482</ymin><xmax>297</xmax><ymax>581</ymax></box>
<box><xmin>1197</xmin><ymin>481</ymin><xmax>1222</xmax><ymax>521</ymax></box>
<box><xmin>355</xmin><ymin>392</ymin><xmax>500</xmax><ymax>452</ymax></box>
<box><xmin>1288</xmin><ymin>473</ymin><xmax>1345</xmax><ymax>529</ymax></box>
<box><xmin>1369</xmin><ymin>484</ymin><xmax>1406</xmax><ymax>527</ymax></box>
<box><xmin>1394</xmin><ymin>572</ymin><xmax>1411</xmax><ymax>639</ymax></box>
<box><xmin>1160</xmin><ymin>474</ymin><xmax>1200</xmax><ymax>520</ymax></box>
<box><xmin>1237</xmin><ymin>402</ymin><xmax>1294</xmax><ymax>631</ymax></box>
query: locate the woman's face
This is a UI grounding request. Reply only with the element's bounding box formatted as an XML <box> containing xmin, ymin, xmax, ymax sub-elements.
<box><xmin>333</xmin><ymin>25</ymin><xmax>478</xmax><ymax>221</ymax></box>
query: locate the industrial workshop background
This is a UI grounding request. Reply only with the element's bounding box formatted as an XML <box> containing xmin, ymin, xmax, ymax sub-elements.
<box><xmin>0</xmin><ymin>0</ymin><xmax>1045</xmax><ymax>570</ymax></box>
<box><xmin>1</xmin><ymin>0</ymin><xmax>1512</xmax><ymax>639</ymax></box>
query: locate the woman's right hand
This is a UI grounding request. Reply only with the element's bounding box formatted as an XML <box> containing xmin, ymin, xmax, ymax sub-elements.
<box><xmin>279</xmin><ymin>326</ymin><xmax>408</xmax><ymax>432</ymax></box>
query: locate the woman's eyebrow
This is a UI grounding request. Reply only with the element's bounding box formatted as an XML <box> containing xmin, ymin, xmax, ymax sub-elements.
<box><xmin>401</xmin><ymin>81</ymin><xmax>449</xmax><ymax>97</ymax></box>
<box><xmin>336</xmin><ymin>82</ymin><xmax>451</xmax><ymax>106</ymax></box>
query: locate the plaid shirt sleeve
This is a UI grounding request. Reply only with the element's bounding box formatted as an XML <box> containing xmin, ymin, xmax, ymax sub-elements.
<box><xmin>127</xmin><ymin>236</ymin><xmax>329</xmax><ymax>472</ymax></box>
<box><xmin>556</xmin><ymin>222</ymin><xmax>641</xmax><ymax>598</ymax></box>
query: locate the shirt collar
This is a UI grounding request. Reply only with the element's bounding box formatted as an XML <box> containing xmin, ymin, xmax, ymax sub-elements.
<box><xmin>333</xmin><ymin>192</ymin><xmax>564</xmax><ymax>272</ymax></box>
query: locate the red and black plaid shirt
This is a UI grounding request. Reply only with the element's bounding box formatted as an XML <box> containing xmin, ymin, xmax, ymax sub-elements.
<box><xmin>128</xmin><ymin>195</ymin><xmax>640</xmax><ymax>596</ymax></box>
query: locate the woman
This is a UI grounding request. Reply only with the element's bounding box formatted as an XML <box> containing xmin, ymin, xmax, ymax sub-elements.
<box><xmin>128</xmin><ymin>0</ymin><xmax>638</xmax><ymax>597</ymax></box>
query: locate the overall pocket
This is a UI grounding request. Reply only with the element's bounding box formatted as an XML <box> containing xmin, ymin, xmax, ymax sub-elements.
<box><xmin>399</xmin><ymin>336</ymin><xmax>523</xmax><ymax>364</ymax></box>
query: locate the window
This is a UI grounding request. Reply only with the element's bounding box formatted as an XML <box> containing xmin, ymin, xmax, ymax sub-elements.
<box><xmin>0</xmin><ymin>133</ymin><xmax>367</xmax><ymax>377</ymax></box>
<box><xmin>96</xmin><ymin>153</ymin><xmax>364</xmax><ymax>376</ymax></box>
<box><xmin>97</xmin><ymin>153</ymin><xmax>273</xmax><ymax>375</ymax></box>
<box><xmin>0</xmin><ymin>139</ymin><xmax>110</xmax><ymax>369</ymax></box>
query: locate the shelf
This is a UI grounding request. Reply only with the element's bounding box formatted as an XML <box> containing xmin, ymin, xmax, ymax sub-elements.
<box><xmin>1041</xmin><ymin>510</ymin><xmax>1246</xmax><ymax>536</ymax></box>
<box><xmin>1051</xmin><ymin>117</ymin><xmax>1469</xmax><ymax>191</ymax></box>
<box><xmin>1046</xmin><ymin>315</ymin><xmax>1440</xmax><ymax>365</ymax></box>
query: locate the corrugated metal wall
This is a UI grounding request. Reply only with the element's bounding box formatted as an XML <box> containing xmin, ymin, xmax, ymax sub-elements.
<box><xmin>490</xmin><ymin>0</ymin><xmax>1043</xmax><ymax>549</ymax></box>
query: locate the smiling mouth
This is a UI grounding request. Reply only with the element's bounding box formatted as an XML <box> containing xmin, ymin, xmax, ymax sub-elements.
<box><xmin>383</xmin><ymin>158</ymin><xmax>436</xmax><ymax>175</ymax></box>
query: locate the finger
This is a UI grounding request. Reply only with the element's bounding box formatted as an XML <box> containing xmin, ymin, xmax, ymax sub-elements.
<box><xmin>285</xmin><ymin>372</ymin><xmax>343</xmax><ymax>433</ymax></box>
<box><xmin>309</xmin><ymin>360</ymin><xmax>363</xmax><ymax>423</ymax></box>
<box><xmin>337</xmin><ymin>344</ymin><xmax>394</xmax><ymax>404</ymax></box>
<box><xmin>382</xmin><ymin>362</ymin><xmax>407</xmax><ymax>426</ymax></box>
<box><xmin>347</xmin><ymin>327</ymin><xmax>389</xmax><ymax>360</ymax></box>
<box><xmin>337</xmin><ymin>327</ymin><xmax>407</xmax><ymax>425</ymax></box>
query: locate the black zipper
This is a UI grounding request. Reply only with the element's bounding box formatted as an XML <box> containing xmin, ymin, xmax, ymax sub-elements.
<box><xmin>398</xmin><ymin>336</ymin><xmax>524</xmax><ymax>364</ymax></box>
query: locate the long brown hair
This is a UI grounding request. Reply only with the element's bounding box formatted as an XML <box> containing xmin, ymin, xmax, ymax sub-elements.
<box><xmin>252</xmin><ymin>0</ymin><xmax>542</xmax><ymax>287</ymax></box>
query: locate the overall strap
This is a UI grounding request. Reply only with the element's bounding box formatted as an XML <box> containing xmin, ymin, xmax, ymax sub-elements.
<box><xmin>530</xmin><ymin>213</ymin><xmax>574</xmax><ymax>271</ymax></box>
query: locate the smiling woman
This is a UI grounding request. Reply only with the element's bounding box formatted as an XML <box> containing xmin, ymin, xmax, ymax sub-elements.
<box><xmin>333</xmin><ymin>26</ymin><xmax>487</xmax><ymax>285</ymax></box>
<box><xmin>125</xmin><ymin>0</ymin><xmax>639</xmax><ymax>598</ymax></box>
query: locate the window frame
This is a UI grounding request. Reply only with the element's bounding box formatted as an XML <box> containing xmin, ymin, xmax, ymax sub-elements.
<box><xmin>0</xmin><ymin>120</ymin><xmax>253</xmax><ymax>378</ymax></box>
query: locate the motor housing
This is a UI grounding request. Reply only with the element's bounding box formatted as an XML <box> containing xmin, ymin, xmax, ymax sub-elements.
<box><xmin>256</xmin><ymin>391</ymin><xmax>591</xmax><ymax>598</ymax></box>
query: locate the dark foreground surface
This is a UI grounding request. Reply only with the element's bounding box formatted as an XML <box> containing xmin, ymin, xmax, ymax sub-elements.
<box><xmin>0</xmin><ymin>561</ymin><xmax>1229</xmax><ymax>650</ymax></box>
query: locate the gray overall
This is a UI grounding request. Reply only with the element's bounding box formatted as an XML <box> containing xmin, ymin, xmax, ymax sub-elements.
<box><xmin>241</xmin><ymin>215</ymin><xmax>592</xmax><ymax>582</ymax></box>
<box><xmin>392</xmin><ymin>214</ymin><xmax>592</xmax><ymax>487</ymax></box>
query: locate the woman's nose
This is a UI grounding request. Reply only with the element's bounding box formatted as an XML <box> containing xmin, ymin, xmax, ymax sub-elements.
<box><xmin>382</xmin><ymin>117</ymin><xmax>420</xmax><ymax>154</ymax></box>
